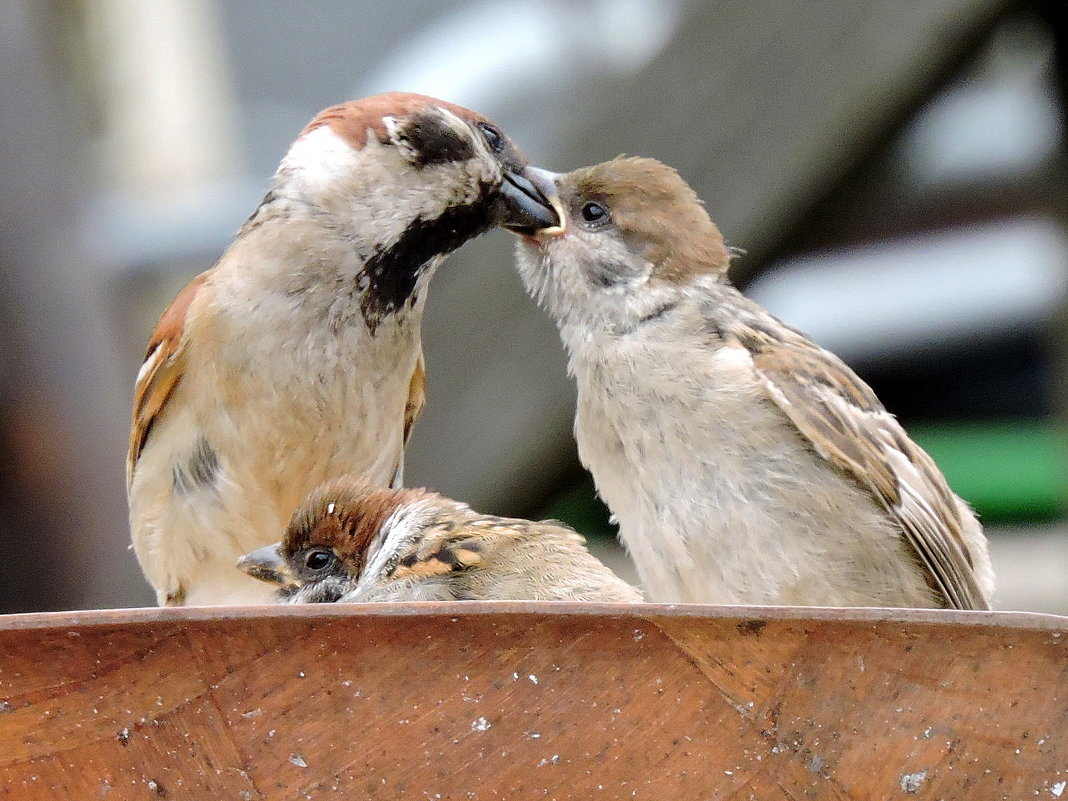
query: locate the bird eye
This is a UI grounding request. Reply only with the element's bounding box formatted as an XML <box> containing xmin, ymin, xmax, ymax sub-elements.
<box><xmin>580</xmin><ymin>202</ymin><xmax>610</xmax><ymax>226</ymax></box>
<box><xmin>478</xmin><ymin>123</ymin><xmax>505</xmax><ymax>154</ymax></box>
<box><xmin>304</xmin><ymin>549</ymin><xmax>334</xmax><ymax>572</ymax></box>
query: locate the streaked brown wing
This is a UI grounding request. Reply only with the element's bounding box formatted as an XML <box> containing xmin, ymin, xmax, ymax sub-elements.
<box><xmin>388</xmin><ymin>353</ymin><xmax>426</xmax><ymax>489</ymax></box>
<box><xmin>126</xmin><ymin>273</ymin><xmax>207</xmax><ymax>491</ymax></box>
<box><xmin>403</xmin><ymin>354</ymin><xmax>426</xmax><ymax>448</ymax></box>
<box><xmin>733</xmin><ymin>323</ymin><xmax>988</xmax><ymax>610</ymax></box>
<box><xmin>388</xmin><ymin>515</ymin><xmax>552</xmax><ymax>581</ymax></box>
<box><xmin>389</xmin><ymin>523</ymin><xmax>496</xmax><ymax>580</ymax></box>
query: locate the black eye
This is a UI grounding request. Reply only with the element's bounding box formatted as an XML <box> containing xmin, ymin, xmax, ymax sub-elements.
<box><xmin>580</xmin><ymin>202</ymin><xmax>609</xmax><ymax>226</ymax></box>
<box><xmin>478</xmin><ymin>123</ymin><xmax>505</xmax><ymax>153</ymax></box>
<box><xmin>304</xmin><ymin>549</ymin><xmax>334</xmax><ymax>572</ymax></box>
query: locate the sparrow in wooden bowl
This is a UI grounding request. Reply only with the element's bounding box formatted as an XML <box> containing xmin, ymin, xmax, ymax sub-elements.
<box><xmin>237</xmin><ymin>475</ymin><xmax>642</xmax><ymax>603</ymax></box>
<box><xmin>127</xmin><ymin>93</ymin><xmax>557</xmax><ymax>606</ymax></box>
<box><xmin>507</xmin><ymin>156</ymin><xmax>994</xmax><ymax>609</ymax></box>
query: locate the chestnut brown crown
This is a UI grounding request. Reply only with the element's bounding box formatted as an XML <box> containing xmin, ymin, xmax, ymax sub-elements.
<box><xmin>558</xmin><ymin>156</ymin><xmax>731</xmax><ymax>282</ymax></box>
<box><xmin>283</xmin><ymin>475</ymin><xmax>429</xmax><ymax>580</ymax></box>
<box><xmin>304</xmin><ymin>92</ymin><xmax>523</xmax><ymax>171</ymax></box>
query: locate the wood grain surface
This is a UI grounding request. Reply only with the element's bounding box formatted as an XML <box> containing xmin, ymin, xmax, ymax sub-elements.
<box><xmin>0</xmin><ymin>603</ymin><xmax>1063</xmax><ymax>799</ymax></box>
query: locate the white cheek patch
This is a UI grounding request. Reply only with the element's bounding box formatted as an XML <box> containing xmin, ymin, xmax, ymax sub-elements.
<box><xmin>610</xmin><ymin>261</ymin><xmax>654</xmax><ymax>293</ymax></box>
<box><xmin>279</xmin><ymin>126</ymin><xmax>363</xmax><ymax>199</ymax></box>
<box><xmin>278</xmin><ymin>120</ymin><xmax>496</xmax><ymax>262</ymax></box>
<box><xmin>357</xmin><ymin>502</ymin><xmax>426</xmax><ymax>584</ymax></box>
<box><xmin>579</xmin><ymin>233</ymin><xmax>646</xmax><ymax>288</ymax></box>
<box><xmin>382</xmin><ymin>115</ymin><xmax>417</xmax><ymax>163</ymax></box>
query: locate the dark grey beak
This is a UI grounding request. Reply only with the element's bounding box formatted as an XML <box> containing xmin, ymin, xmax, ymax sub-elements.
<box><xmin>237</xmin><ymin>544</ymin><xmax>299</xmax><ymax>588</ymax></box>
<box><xmin>500</xmin><ymin>166</ymin><xmax>560</xmax><ymax>233</ymax></box>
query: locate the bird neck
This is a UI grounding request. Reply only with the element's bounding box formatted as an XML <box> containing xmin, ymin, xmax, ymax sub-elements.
<box><xmin>226</xmin><ymin>198</ymin><xmax>451</xmax><ymax>336</ymax></box>
<box><xmin>556</xmin><ymin>279</ymin><xmax>698</xmax><ymax>352</ymax></box>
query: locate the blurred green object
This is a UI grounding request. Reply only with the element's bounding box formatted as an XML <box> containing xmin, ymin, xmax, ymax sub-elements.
<box><xmin>537</xmin><ymin>476</ymin><xmax>615</xmax><ymax>540</ymax></box>
<box><xmin>539</xmin><ymin>418</ymin><xmax>1067</xmax><ymax>534</ymax></box>
<box><xmin>911</xmin><ymin>419</ymin><xmax>1067</xmax><ymax>522</ymax></box>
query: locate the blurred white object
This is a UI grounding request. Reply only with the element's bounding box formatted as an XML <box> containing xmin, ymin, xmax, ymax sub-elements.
<box><xmin>357</xmin><ymin>0</ymin><xmax>686</xmax><ymax>151</ymax></box>
<box><xmin>86</xmin><ymin>0</ymin><xmax>245</xmax><ymax>200</ymax></box>
<box><xmin>749</xmin><ymin>217</ymin><xmax>1068</xmax><ymax>361</ymax></box>
<box><xmin>985</xmin><ymin>526</ymin><xmax>1068</xmax><ymax>614</ymax></box>
<box><xmin>896</xmin><ymin>18</ymin><xmax>1061</xmax><ymax>185</ymax></box>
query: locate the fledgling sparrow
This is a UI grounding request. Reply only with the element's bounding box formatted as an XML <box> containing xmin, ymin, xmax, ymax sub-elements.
<box><xmin>508</xmin><ymin>156</ymin><xmax>995</xmax><ymax>609</ymax></box>
<box><xmin>237</xmin><ymin>475</ymin><xmax>642</xmax><ymax>603</ymax></box>
<box><xmin>127</xmin><ymin>93</ymin><xmax>557</xmax><ymax>606</ymax></box>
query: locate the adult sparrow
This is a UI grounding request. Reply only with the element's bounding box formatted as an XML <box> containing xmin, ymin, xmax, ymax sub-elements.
<box><xmin>128</xmin><ymin>93</ymin><xmax>556</xmax><ymax>605</ymax></box>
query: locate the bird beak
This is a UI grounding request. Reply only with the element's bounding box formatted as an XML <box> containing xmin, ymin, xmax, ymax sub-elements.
<box><xmin>500</xmin><ymin>166</ymin><xmax>563</xmax><ymax>234</ymax></box>
<box><xmin>236</xmin><ymin>544</ymin><xmax>300</xmax><ymax>589</ymax></box>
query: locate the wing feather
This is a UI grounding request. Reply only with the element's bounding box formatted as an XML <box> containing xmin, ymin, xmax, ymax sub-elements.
<box><xmin>390</xmin><ymin>518</ymin><xmax>513</xmax><ymax>579</ymax></box>
<box><xmin>126</xmin><ymin>273</ymin><xmax>207</xmax><ymax>491</ymax></box>
<box><xmin>403</xmin><ymin>354</ymin><xmax>426</xmax><ymax>449</ymax></box>
<box><xmin>389</xmin><ymin>353</ymin><xmax>426</xmax><ymax>489</ymax></box>
<box><xmin>731</xmin><ymin>319</ymin><xmax>988</xmax><ymax>610</ymax></box>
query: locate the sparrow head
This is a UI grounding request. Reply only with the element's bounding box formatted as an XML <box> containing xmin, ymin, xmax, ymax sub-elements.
<box><xmin>236</xmin><ymin>475</ymin><xmax>463</xmax><ymax>603</ymax></box>
<box><xmin>508</xmin><ymin>156</ymin><xmax>731</xmax><ymax>330</ymax></box>
<box><xmin>253</xmin><ymin>92</ymin><xmax>557</xmax><ymax>327</ymax></box>
<box><xmin>271</xmin><ymin>91</ymin><xmax>556</xmax><ymax>243</ymax></box>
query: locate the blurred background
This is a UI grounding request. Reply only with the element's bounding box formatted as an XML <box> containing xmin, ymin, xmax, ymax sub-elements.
<box><xmin>1</xmin><ymin>0</ymin><xmax>1065</xmax><ymax>613</ymax></box>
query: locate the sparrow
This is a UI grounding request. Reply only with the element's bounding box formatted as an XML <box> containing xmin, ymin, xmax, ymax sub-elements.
<box><xmin>507</xmin><ymin>156</ymin><xmax>995</xmax><ymax>609</ymax></box>
<box><xmin>237</xmin><ymin>475</ymin><xmax>642</xmax><ymax>603</ymax></box>
<box><xmin>127</xmin><ymin>92</ymin><xmax>557</xmax><ymax>606</ymax></box>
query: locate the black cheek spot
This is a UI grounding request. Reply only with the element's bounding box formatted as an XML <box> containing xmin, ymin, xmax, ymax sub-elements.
<box><xmin>431</xmin><ymin>546</ymin><xmax>461</xmax><ymax>569</ymax></box>
<box><xmin>587</xmin><ymin>260</ymin><xmax>636</xmax><ymax>289</ymax></box>
<box><xmin>241</xmin><ymin>189</ymin><xmax>277</xmax><ymax>232</ymax></box>
<box><xmin>401</xmin><ymin>113</ymin><xmax>476</xmax><ymax>167</ymax></box>
<box><xmin>702</xmin><ymin>318</ymin><xmax>727</xmax><ymax>340</ymax></box>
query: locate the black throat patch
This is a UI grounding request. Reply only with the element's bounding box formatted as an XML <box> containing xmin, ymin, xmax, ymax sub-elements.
<box><xmin>359</xmin><ymin>190</ymin><xmax>497</xmax><ymax>331</ymax></box>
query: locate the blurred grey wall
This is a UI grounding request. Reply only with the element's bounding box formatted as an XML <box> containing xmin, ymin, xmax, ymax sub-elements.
<box><xmin>0</xmin><ymin>0</ymin><xmax>1064</xmax><ymax>612</ymax></box>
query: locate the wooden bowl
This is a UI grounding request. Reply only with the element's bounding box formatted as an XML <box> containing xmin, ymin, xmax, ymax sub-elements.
<box><xmin>0</xmin><ymin>603</ymin><xmax>1063</xmax><ymax>799</ymax></box>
